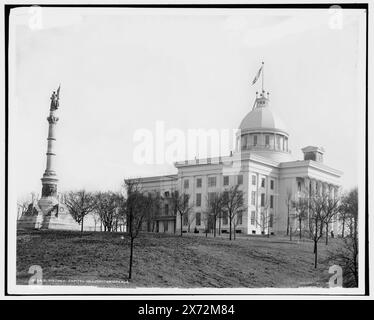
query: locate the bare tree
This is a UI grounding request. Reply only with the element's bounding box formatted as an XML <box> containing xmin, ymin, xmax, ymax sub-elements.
<box><xmin>94</xmin><ymin>191</ymin><xmax>120</xmax><ymax>232</ymax></box>
<box><xmin>328</xmin><ymin>187</ymin><xmax>358</xmax><ymax>287</ymax></box>
<box><xmin>17</xmin><ymin>200</ymin><xmax>30</xmax><ymax>220</ymax></box>
<box><xmin>292</xmin><ymin>195</ymin><xmax>309</xmax><ymax>240</ymax></box>
<box><xmin>206</xmin><ymin>192</ymin><xmax>224</xmax><ymax>237</ymax></box>
<box><xmin>217</xmin><ymin>210</ymin><xmax>222</xmax><ymax>235</ymax></box>
<box><xmin>122</xmin><ymin>179</ymin><xmax>153</xmax><ymax>280</ymax></box>
<box><xmin>201</xmin><ymin>210</ymin><xmax>211</xmax><ymax>237</ymax></box>
<box><xmin>170</xmin><ymin>191</ymin><xmax>194</xmax><ymax>236</ymax></box>
<box><xmin>144</xmin><ymin>192</ymin><xmax>162</xmax><ymax>232</ymax></box>
<box><xmin>338</xmin><ymin>209</ymin><xmax>348</xmax><ymax>238</ymax></box>
<box><xmin>309</xmin><ymin>191</ymin><xmax>329</xmax><ymax>268</ymax></box>
<box><xmin>221</xmin><ymin>185</ymin><xmax>246</xmax><ymax>241</ymax></box>
<box><xmin>64</xmin><ymin>190</ymin><xmax>96</xmax><ymax>233</ymax></box>
<box><xmin>232</xmin><ymin>211</ymin><xmax>244</xmax><ymax>240</ymax></box>
<box><xmin>323</xmin><ymin>191</ymin><xmax>340</xmax><ymax>245</ymax></box>
<box><xmin>339</xmin><ymin>188</ymin><xmax>358</xmax><ymax>238</ymax></box>
<box><xmin>256</xmin><ymin>204</ymin><xmax>274</xmax><ymax>238</ymax></box>
<box><xmin>285</xmin><ymin>189</ymin><xmax>292</xmax><ymax>236</ymax></box>
<box><xmin>187</xmin><ymin>212</ymin><xmax>196</xmax><ymax>233</ymax></box>
<box><xmin>91</xmin><ymin>210</ymin><xmax>101</xmax><ymax>232</ymax></box>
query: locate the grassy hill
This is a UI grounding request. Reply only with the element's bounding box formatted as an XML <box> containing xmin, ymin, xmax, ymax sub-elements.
<box><xmin>17</xmin><ymin>229</ymin><xmax>339</xmax><ymax>288</ymax></box>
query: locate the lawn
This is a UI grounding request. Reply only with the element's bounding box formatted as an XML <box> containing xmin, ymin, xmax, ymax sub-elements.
<box><xmin>17</xmin><ymin>229</ymin><xmax>340</xmax><ymax>288</ymax></box>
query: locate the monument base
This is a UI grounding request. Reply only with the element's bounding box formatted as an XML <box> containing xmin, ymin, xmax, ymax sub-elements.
<box><xmin>17</xmin><ymin>197</ymin><xmax>81</xmax><ymax>231</ymax></box>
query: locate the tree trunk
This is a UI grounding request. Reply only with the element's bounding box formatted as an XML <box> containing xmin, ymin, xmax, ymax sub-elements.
<box><xmin>213</xmin><ymin>216</ymin><xmax>216</xmax><ymax>237</ymax></box>
<box><xmin>229</xmin><ymin>215</ymin><xmax>232</xmax><ymax>240</ymax></box>
<box><xmin>299</xmin><ymin>217</ymin><xmax>302</xmax><ymax>240</ymax></box>
<box><xmin>313</xmin><ymin>221</ymin><xmax>317</xmax><ymax>254</ymax></box>
<box><xmin>341</xmin><ymin>218</ymin><xmax>345</xmax><ymax>238</ymax></box>
<box><xmin>180</xmin><ymin>214</ymin><xmax>183</xmax><ymax>236</ymax></box>
<box><xmin>286</xmin><ymin>207</ymin><xmax>290</xmax><ymax>236</ymax></box>
<box><xmin>128</xmin><ymin>237</ymin><xmax>134</xmax><ymax>280</ymax></box>
<box><xmin>80</xmin><ymin>216</ymin><xmax>84</xmax><ymax>233</ymax></box>
<box><xmin>218</xmin><ymin>216</ymin><xmax>221</xmax><ymax>235</ymax></box>
<box><xmin>314</xmin><ymin>241</ymin><xmax>318</xmax><ymax>268</ymax></box>
<box><xmin>325</xmin><ymin>223</ymin><xmax>329</xmax><ymax>245</ymax></box>
<box><xmin>289</xmin><ymin>226</ymin><xmax>292</xmax><ymax>241</ymax></box>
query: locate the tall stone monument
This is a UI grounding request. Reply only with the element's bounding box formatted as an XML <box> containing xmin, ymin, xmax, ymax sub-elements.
<box><xmin>18</xmin><ymin>87</ymin><xmax>80</xmax><ymax>230</ymax></box>
<box><xmin>38</xmin><ymin>86</ymin><xmax>60</xmax><ymax>212</ymax></box>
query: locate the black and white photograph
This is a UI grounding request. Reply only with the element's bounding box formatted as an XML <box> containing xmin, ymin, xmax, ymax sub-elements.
<box><xmin>3</xmin><ymin>1</ymin><xmax>372</xmax><ymax>301</ymax></box>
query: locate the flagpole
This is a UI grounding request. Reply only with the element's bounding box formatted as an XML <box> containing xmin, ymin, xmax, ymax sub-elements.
<box><xmin>262</xmin><ymin>61</ymin><xmax>264</xmax><ymax>93</ymax></box>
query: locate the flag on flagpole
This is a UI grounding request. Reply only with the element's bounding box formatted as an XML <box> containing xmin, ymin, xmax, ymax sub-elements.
<box><xmin>252</xmin><ymin>66</ymin><xmax>263</xmax><ymax>85</ymax></box>
<box><xmin>56</xmin><ymin>84</ymin><xmax>61</xmax><ymax>99</ymax></box>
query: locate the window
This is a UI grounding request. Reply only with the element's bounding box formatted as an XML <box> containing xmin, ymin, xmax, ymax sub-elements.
<box><xmin>270</xmin><ymin>195</ymin><xmax>274</xmax><ymax>209</ymax></box>
<box><xmin>196</xmin><ymin>193</ymin><xmax>202</xmax><ymax>207</ymax></box>
<box><xmin>208</xmin><ymin>176</ymin><xmax>217</xmax><ymax>187</ymax></box>
<box><xmin>183</xmin><ymin>214</ymin><xmax>188</xmax><ymax>226</ymax></box>
<box><xmin>164</xmin><ymin>191</ymin><xmax>170</xmax><ymax>197</ymax></box>
<box><xmin>251</xmin><ymin>211</ymin><xmax>256</xmax><ymax>225</ymax></box>
<box><xmin>184</xmin><ymin>179</ymin><xmax>189</xmax><ymax>189</ymax></box>
<box><xmin>183</xmin><ymin>194</ymin><xmax>189</xmax><ymax>204</ymax></box>
<box><xmin>298</xmin><ymin>181</ymin><xmax>302</xmax><ymax>192</ymax></box>
<box><xmin>270</xmin><ymin>180</ymin><xmax>274</xmax><ymax>190</ymax></box>
<box><xmin>237</xmin><ymin>175</ymin><xmax>243</xmax><ymax>185</ymax></box>
<box><xmin>251</xmin><ymin>191</ymin><xmax>256</xmax><ymax>205</ymax></box>
<box><xmin>261</xmin><ymin>178</ymin><xmax>266</xmax><ymax>188</ymax></box>
<box><xmin>237</xmin><ymin>212</ymin><xmax>242</xmax><ymax>225</ymax></box>
<box><xmin>196</xmin><ymin>212</ymin><xmax>201</xmax><ymax>226</ymax></box>
<box><xmin>253</xmin><ymin>135</ymin><xmax>258</xmax><ymax>146</ymax></box>
<box><xmin>164</xmin><ymin>221</ymin><xmax>168</xmax><ymax>232</ymax></box>
<box><xmin>208</xmin><ymin>192</ymin><xmax>217</xmax><ymax>204</ymax></box>
<box><xmin>252</xmin><ymin>175</ymin><xmax>256</xmax><ymax>185</ymax></box>
<box><xmin>265</xmin><ymin>135</ymin><xmax>270</xmax><ymax>146</ymax></box>
<box><xmin>261</xmin><ymin>193</ymin><xmax>265</xmax><ymax>207</ymax></box>
<box><xmin>164</xmin><ymin>204</ymin><xmax>169</xmax><ymax>216</ymax></box>
<box><xmin>196</xmin><ymin>178</ymin><xmax>202</xmax><ymax>188</ymax></box>
<box><xmin>223</xmin><ymin>176</ymin><xmax>229</xmax><ymax>186</ymax></box>
<box><xmin>223</xmin><ymin>212</ymin><xmax>228</xmax><ymax>225</ymax></box>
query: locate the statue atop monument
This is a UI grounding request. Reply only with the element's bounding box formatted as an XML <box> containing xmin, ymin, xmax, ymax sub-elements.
<box><xmin>50</xmin><ymin>85</ymin><xmax>60</xmax><ymax>110</ymax></box>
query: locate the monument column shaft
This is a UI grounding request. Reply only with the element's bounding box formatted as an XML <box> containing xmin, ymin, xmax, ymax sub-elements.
<box><xmin>41</xmin><ymin>89</ymin><xmax>60</xmax><ymax>198</ymax></box>
<box><xmin>45</xmin><ymin>110</ymin><xmax>57</xmax><ymax>173</ymax></box>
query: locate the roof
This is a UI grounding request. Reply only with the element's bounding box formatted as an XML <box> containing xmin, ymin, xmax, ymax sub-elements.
<box><xmin>239</xmin><ymin>98</ymin><xmax>288</xmax><ymax>134</ymax></box>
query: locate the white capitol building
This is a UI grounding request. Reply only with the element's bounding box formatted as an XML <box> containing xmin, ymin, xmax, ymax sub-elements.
<box><xmin>130</xmin><ymin>88</ymin><xmax>343</xmax><ymax>235</ymax></box>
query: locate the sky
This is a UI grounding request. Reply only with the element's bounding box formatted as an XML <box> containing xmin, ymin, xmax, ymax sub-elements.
<box><xmin>10</xmin><ymin>7</ymin><xmax>366</xmax><ymax>201</ymax></box>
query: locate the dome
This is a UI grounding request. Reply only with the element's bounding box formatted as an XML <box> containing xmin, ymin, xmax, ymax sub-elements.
<box><xmin>235</xmin><ymin>93</ymin><xmax>293</xmax><ymax>162</ymax></box>
<box><xmin>239</xmin><ymin>102</ymin><xmax>288</xmax><ymax>135</ymax></box>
